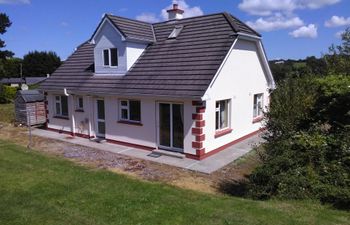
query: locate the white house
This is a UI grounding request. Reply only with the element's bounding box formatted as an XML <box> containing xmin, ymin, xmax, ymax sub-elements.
<box><xmin>40</xmin><ymin>4</ymin><xmax>275</xmax><ymax>160</ymax></box>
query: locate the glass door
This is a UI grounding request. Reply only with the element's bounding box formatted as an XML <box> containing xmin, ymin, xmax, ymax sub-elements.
<box><xmin>158</xmin><ymin>103</ymin><xmax>184</xmax><ymax>151</ymax></box>
<box><xmin>96</xmin><ymin>99</ymin><xmax>105</xmax><ymax>137</ymax></box>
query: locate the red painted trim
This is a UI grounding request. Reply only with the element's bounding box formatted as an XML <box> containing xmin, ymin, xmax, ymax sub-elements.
<box><xmin>195</xmin><ymin>134</ymin><xmax>205</xmax><ymax>142</ymax></box>
<box><xmin>195</xmin><ymin>120</ymin><xmax>205</xmax><ymax>128</ymax></box>
<box><xmin>192</xmin><ymin>141</ymin><xmax>203</xmax><ymax>149</ymax></box>
<box><xmin>45</xmin><ymin>127</ymin><xmax>154</xmax><ymax>151</ymax></box>
<box><xmin>192</xmin><ymin>127</ymin><xmax>203</xmax><ymax>135</ymax></box>
<box><xmin>196</xmin><ymin>148</ymin><xmax>205</xmax><ymax>156</ymax></box>
<box><xmin>106</xmin><ymin>139</ymin><xmax>154</xmax><ymax>151</ymax></box>
<box><xmin>214</xmin><ymin>128</ymin><xmax>233</xmax><ymax>138</ymax></box>
<box><xmin>196</xmin><ymin>106</ymin><xmax>206</xmax><ymax>113</ymax></box>
<box><xmin>252</xmin><ymin>116</ymin><xmax>263</xmax><ymax>123</ymax></box>
<box><xmin>192</xmin><ymin>113</ymin><xmax>203</xmax><ymax>120</ymax></box>
<box><xmin>192</xmin><ymin>101</ymin><xmax>203</xmax><ymax>106</ymax></box>
<box><xmin>186</xmin><ymin>129</ymin><xmax>263</xmax><ymax>160</ymax></box>
<box><xmin>117</xmin><ymin>120</ymin><xmax>143</xmax><ymax>126</ymax></box>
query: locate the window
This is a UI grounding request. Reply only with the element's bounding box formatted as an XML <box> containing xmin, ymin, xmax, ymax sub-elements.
<box><xmin>215</xmin><ymin>99</ymin><xmax>230</xmax><ymax>131</ymax></box>
<box><xmin>55</xmin><ymin>95</ymin><xmax>68</xmax><ymax>117</ymax></box>
<box><xmin>119</xmin><ymin>100</ymin><xmax>141</xmax><ymax>122</ymax></box>
<box><xmin>168</xmin><ymin>25</ymin><xmax>184</xmax><ymax>39</ymax></box>
<box><xmin>253</xmin><ymin>94</ymin><xmax>264</xmax><ymax>118</ymax></box>
<box><xmin>76</xmin><ymin>96</ymin><xmax>84</xmax><ymax>111</ymax></box>
<box><xmin>103</xmin><ymin>48</ymin><xmax>118</xmax><ymax>67</ymax></box>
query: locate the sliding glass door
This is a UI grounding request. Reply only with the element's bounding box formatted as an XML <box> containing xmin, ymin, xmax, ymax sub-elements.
<box><xmin>159</xmin><ymin>103</ymin><xmax>184</xmax><ymax>151</ymax></box>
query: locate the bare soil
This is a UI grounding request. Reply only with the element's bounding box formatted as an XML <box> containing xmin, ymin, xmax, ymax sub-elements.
<box><xmin>0</xmin><ymin>122</ymin><xmax>261</xmax><ymax>194</ymax></box>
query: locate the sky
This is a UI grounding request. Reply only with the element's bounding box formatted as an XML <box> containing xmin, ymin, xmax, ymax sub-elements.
<box><xmin>1</xmin><ymin>0</ymin><xmax>350</xmax><ymax>60</ymax></box>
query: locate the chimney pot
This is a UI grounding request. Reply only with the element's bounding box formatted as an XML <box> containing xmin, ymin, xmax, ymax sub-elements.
<box><xmin>167</xmin><ymin>3</ymin><xmax>184</xmax><ymax>20</ymax></box>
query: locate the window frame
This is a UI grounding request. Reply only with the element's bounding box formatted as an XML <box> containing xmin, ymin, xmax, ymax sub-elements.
<box><xmin>253</xmin><ymin>93</ymin><xmax>264</xmax><ymax>119</ymax></box>
<box><xmin>75</xmin><ymin>96</ymin><xmax>84</xmax><ymax>111</ymax></box>
<box><xmin>54</xmin><ymin>95</ymin><xmax>69</xmax><ymax>118</ymax></box>
<box><xmin>215</xmin><ymin>99</ymin><xmax>230</xmax><ymax>131</ymax></box>
<box><xmin>102</xmin><ymin>48</ymin><xmax>118</xmax><ymax>68</ymax></box>
<box><xmin>119</xmin><ymin>99</ymin><xmax>141</xmax><ymax>123</ymax></box>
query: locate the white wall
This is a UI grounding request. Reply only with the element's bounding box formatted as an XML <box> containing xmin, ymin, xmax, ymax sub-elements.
<box><xmin>203</xmin><ymin>39</ymin><xmax>270</xmax><ymax>153</ymax></box>
<box><xmin>47</xmin><ymin>94</ymin><xmax>72</xmax><ymax>132</ymax></box>
<box><xmin>126</xmin><ymin>42</ymin><xmax>147</xmax><ymax>70</ymax></box>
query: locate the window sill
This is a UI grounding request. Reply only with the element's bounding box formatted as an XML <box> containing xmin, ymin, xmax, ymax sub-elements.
<box><xmin>75</xmin><ymin>109</ymin><xmax>84</xmax><ymax>112</ymax></box>
<box><xmin>252</xmin><ymin>116</ymin><xmax>263</xmax><ymax>123</ymax></box>
<box><xmin>118</xmin><ymin>120</ymin><xmax>143</xmax><ymax>126</ymax></box>
<box><xmin>215</xmin><ymin>128</ymin><xmax>233</xmax><ymax>138</ymax></box>
<box><xmin>53</xmin><ymin>115</ymin><xmax>69</xmax><ymax>120</ymax></box>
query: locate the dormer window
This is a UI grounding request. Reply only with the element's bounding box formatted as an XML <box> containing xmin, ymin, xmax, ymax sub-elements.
<box><xmin>168</xmin><ymin>25</ymin><xmax>183</xmax><ymax>39</ymax></box>
<box><xmin>103</xmin><ymin>48</ymin><xmax>118</xmax><ymax>67</ymax></box>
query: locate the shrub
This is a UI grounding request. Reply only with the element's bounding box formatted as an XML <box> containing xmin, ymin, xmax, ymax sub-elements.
<box><xmin>0</xmin><ymin>84</ymin><xmax>17</xmax><ymax>103</ymax></box>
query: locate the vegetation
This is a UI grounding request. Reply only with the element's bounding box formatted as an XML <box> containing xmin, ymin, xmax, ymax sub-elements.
<box><xmin>0</xmin><ymin>103</ymin><xmax>14</xmax><ymax>123</ymax></box>
<box><xmin>246</xmin><ymin>27</ymin><xmax>350</xmax><ymax>209</ymax></box>
<box><xmin>22</xmin><ymin>51</ymin><xmax>61</xmax><ymax>76</ymax></box>
<box><xmin>0</xmin><ymin>84</ymin><xmax>17</xmax><ymax>103</ymax></box>
<box><xmin>0</xmin><ymin>13</ymin><xmax>13</xmax><ymax>59</ymax></box>
<box><xmin>0</xmin><ymin>140</ymin><xmax>349</xmax><ymax>225</ymax></box>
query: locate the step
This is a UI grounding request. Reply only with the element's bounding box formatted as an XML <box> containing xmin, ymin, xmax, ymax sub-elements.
<box><xmin>90</xmin><ymin>138</ymin><xmax>106</xmax><ymax>143</ymax></box>
<box><xmin>152</xmin><ymin>149</ymin><xmax>185</xmax><ymax>159</ymax></box>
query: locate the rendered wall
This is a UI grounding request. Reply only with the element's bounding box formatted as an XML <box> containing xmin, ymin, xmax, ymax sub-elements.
<box><xmin>202</xmin><ymin>39</ymin><xmax>270</xmax><ymax>153</ymax></box>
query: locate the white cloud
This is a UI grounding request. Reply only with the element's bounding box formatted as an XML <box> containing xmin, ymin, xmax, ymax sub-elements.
<box><xmin>246</xmin><ymin>15</ymin><xmax>304</xmax><ymax>31</ymax></box>
<box><xmin>335</xmin><ymin>31</ymin><xmax>344</xmax><ymax>38</ymax></box>
<box><xmin>289</xmin><ymin>24</ymin><xmax>318</xmax><ymax>38</ymax></box>
<box><xmin>325</xmin><ymin>15</ymin><xmax>350</xmax><ymax>27</ymax></box>
<box><xmin>135</xmin><ymin>13</ymin><xmax>160</xmax><ymax>23</ymax></box>
<box><xmin>136</xmin><ymin>0</ymin><xmax>203</xmax><ymax>23</ymax></box>
<box><xmin>239</xmin><ymin>0</ymin><xmax>340</xmax><ymax>16</ymax></box>
<box><xmin>0</xmin><ymin>0</ymin><xmax>30</xmax><ymax>4</ymax></box>
<box><xmin>161</xmin><ymin>0</ymin><xmax>203</xmax><ymax>20</ymax></box>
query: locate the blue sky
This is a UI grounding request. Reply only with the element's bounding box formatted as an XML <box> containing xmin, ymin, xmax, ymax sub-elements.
<box><xmin>1</xmin><ymin>0</ymin><xmax>350</xmax><ymax>60</ymax></box>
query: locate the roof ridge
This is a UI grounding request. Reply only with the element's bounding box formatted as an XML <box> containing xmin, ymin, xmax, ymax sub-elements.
<box><xmin>106</xmin><ymin>14</ymin><xmax>152</xmax><ymax>26</ymax></box>
<box><xmin>151</xmin><ymin>12</ymin><xmax>226</xmax><ymax>25</ymax></box>
<box><xmin>228</xmin><ymin>13</ymin><xmax>261</xmax><ymax>37</ymax></box>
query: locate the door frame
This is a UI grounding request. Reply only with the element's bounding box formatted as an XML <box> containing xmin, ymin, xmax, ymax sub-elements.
<box><xmin>156</xmin><ymin>101</ymin><xmax>184</xmax><ymax>152</ymax></box>
<box><xmin>95</xmin><ymin>98</ymin><xmax>106</xmax><ymax>138</ymax></box>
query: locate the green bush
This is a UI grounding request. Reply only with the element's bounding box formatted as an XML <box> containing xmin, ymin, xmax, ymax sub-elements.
<box><xmin>248</xmin><ymin>76</ymin><xmax>350</xmax><ymax>209</ymax></box>
<box><xmin>0</xmin><ymin>84</ymin><xmax>17</xmax><ymax>103</ymax></box>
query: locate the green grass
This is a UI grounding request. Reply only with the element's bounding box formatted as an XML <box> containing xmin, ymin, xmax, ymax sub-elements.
<box><xmin>0</xmin><ymin>103</ymin><xmax>14</xmax><ymax>123</ymax></box>
<box><xmin>0</xmin><ymin>140</ymin><xmax>349</xmax><ymax>225</ymax></box>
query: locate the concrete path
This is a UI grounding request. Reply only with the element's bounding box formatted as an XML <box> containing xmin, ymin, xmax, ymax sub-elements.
<box><xmin>31</xmin><ymin>129</ymin><xmax>263</xmax><ymax>174</ymax></box>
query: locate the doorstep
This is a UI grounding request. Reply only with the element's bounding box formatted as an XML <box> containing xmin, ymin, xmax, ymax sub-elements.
<box><xmin>30</xmin><ymin>128</ymin><xmax>263</xmax><ymax>174</ymax></box>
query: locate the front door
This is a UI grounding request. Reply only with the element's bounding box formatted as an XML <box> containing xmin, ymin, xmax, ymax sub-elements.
<box><xmin>96</xmin><ymin>99</ymin><xmax>105</xmax><ymax>138</ymax></box>
<box><xmin>158</xmin><ymin>103</ymin><xmax>184</xmax><ymax>152</ymax></box>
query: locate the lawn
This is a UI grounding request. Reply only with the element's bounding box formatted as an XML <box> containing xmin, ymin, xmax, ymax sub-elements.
<box><xmin>0</xmin><ymin>103</ymin><xmax>14</xmax><ymax>123</ymax></box>
<box><xmin>0</xmin><ymin>140</ymin><xmax>349</xmax><ymax>225</ymax></box>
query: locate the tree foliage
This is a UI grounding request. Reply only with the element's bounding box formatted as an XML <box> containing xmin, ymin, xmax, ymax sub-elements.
<box><xmin>0</xmin><ymin>13</ymin><xmax>14</xmax><ymax>59</ymax></box>
<box><xmin>22</xmin><ymin>51</ymin><xmax>61</xmax><ymax>76</ymax></box>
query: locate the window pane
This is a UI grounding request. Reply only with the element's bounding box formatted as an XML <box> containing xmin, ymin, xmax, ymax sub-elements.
<box><xmin>215</xmin><ymin>111</ymin><xmax>219</xmax><ymax>130</ymax></box>
<box><xmin>56</xmin><ymin>102</ymin><xmax>61</xmax><ymax>115</ymax></box>
<box><xmin>159</xmin><ymin>103</ymin><xmax>171</xmax><ymax>147</ymax></box>
<box><xmin>121</xmin><ymin>100</ymin><xmax>128</xmax><ymax>106</ymax></box>
<box><xmin>129</xmin><ymin>100</ymin><xmax>141</xmax><ymax>121</ymax></box>
<box><xmin>98</xmin><ymin>121</ymin><xmax>105</xmax><ymax>135</ymax></box>
<box><xmin>172</xmin><ymin>104</ymin><xmax>184</xmax><ymax>149</ymax></box>
<box><xmin>220</xmin><ymin>101</ymin><xmax>228</xmax><ymax>128</ymax></box>
<box><xmin>97</xmin><ymin>100</ymin><xmax>105</xmax><ymax>120</ymax></box>
<box><xmin>78</xmin><ymin>97</ymin><xmax>83</xmax><ymax>109</ymax></box>
<box><xmin>61</xmin><ymin>96</ymin><xmax>68</xmax><ymax>116</ymax></box>
<box><xmin>110</xmin><ymin>48</ymin><xmax>118</xmax><ymax>66</ymax></box>
<box><xmin>55</xmin><ymin>96</ymin><xmax>60</xmax><ymax>101</ymax></box>
<box><xmin>103</xmin><ymin>49</ymin><xmax>109</xmax><ymax>66</ymax></box>
<box><xmin>121</xmin><ymin>109</ymin><xmax>128</xmax><ymax>120</ymax></box>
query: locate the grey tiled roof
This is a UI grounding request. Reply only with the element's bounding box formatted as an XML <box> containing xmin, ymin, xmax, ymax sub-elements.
<box><xmin>17</xmin><ymin>90</ymin><xmax>44</xmax><ymax>103</ymax></box>
<box><xmin>40</xmin><ymin>13</ymin><xmax>260</xmax><ymax>99</ymax></box>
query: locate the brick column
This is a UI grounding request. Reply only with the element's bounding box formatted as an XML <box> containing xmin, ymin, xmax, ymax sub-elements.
<box><xmin>191</xmin><ymin>101</ymin><xmax>206</xmax><ymax>159</ymax></box>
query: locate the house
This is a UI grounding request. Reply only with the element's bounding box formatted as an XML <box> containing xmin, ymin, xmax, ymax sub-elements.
<box><xmin>39</xmin><ymin>4</ymin><xmax>275</xmax><ymax>160</ymax></box>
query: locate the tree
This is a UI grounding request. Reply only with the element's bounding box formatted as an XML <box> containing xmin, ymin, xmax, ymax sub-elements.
<box><xmin>324</xmin><ymin>27</ymin><xmax>350</xmax><ymax>75</ymax></box>
<box><xmin>22</xmin><ymin>51</ymin><xmax>61</xmax><ymax>76</ymax></box>
<box><xmin>0</xmin><ymin>57</ymin><xmax>22</xmax><ymax>78</ymax></box>
<box><xmin>0</xmin><ymin>13</ymin><xmax>14</xmax><ymax>59</ymax></box>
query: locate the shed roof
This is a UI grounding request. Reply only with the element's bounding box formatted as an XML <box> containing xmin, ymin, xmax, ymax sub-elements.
<box><xmin>40</xmin><ymin>12</ymin><xmax>261</xmax><ymax>99</ymax></box>
<box><xmin>17</xmin><ymin>90</ymin><xmax>45</xmax><ymax>103</ymax></box>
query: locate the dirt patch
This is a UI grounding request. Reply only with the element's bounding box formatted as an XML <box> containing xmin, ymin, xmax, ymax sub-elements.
<box><xmin>0</xmin><ymin>122</ymin><xmax>261</xmax><ymax>194</ymax></box>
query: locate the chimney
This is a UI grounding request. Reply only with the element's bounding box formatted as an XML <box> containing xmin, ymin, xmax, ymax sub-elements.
<box><xmin>167</xmin><ymin>3</ymin><xmax>184</xmax><ymax>20</ymax></box>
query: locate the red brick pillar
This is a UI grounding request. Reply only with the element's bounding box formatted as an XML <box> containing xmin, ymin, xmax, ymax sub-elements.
<box><xmin>191</xmin><ymin>101</ymin><xmax>206</xmax><ymax>159</ymax></box>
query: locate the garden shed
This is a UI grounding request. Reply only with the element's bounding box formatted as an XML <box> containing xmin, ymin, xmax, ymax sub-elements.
<box><xmin>15</xmin><ymin>90</ymin><xmax>46</xmax><ymax>126</ymax></box>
